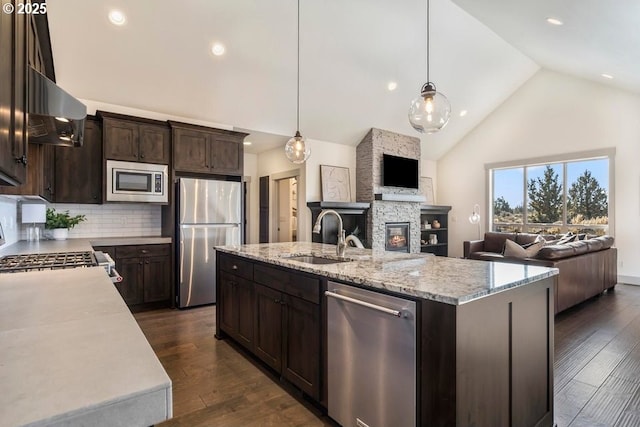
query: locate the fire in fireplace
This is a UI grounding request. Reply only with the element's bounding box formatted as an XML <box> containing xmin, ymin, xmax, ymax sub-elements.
<box><xmin>385</xmin><ymin>222</ymin><xmax>410</xmax><ymax>252</ymax></box>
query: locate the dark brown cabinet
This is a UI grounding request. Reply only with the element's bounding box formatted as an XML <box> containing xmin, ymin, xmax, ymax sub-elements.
<box><xmin>100</xmin><ymin>112</ymin><xmax>170</xmax><ymax>164</ymax></box>
<box><xmin>0</xmin><ymin>142</ymin><xmax>55</xmax><ymax>201</ymax></box>
<box><xmin>420</xmin><ymin>205</ymin><xmax>452</xmax><ymax>257</ymax></box>
<box><xmin>54</xmin><ymin>116</ymin><xmax>102</xmax><ymax>203</ymax></box>
<box><xmin>171</xmin><ymin>122</ymin><xmax>246</xmax><ymax>176</ymax></box>
<box><xmin>219</xmin><ymin>271</ymin><xmax>255</xmax><ymax>350</ymax></box>
<box><xmin>106</xmin><ymin>244</ymin><xmax>172</xmax><ymax>308</ymax></box>
<box><xmin>0</xmin><ymin>1</ymin><xmax>28</xmax><ymax>186</ymax></box>
<box><xmin>216</xmin><ymin>253</ymin><xmax>321</xmax><ymax>400</ymax></box>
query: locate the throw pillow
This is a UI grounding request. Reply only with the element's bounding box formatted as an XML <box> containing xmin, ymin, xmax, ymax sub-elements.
<box><xmin>503</xmin><ymin>239</ymin><xmax>545</xmax><ymax>259</ymax></box>
<box><xmin>521</xmin><ymin>234</ymin><xmax>546</xmax><ymax>249</ymax></box>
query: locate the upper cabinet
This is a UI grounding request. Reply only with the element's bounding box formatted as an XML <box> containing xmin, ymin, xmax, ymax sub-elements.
<box><xmin>0</xmin><ymin>1</ymin><xmax>28</xmax><ymax>186</ymax></box>
<box><xmin>170</xmin><ymin>121</ymin><xmax>247</xmax><ymax>176</ymax></box>
<box><xmin>54</xmin><ymin>116</ymin><xmax>103</xmax><ymax>204</ymax></box>
<box><xmin>99</xmin><ymin>111</ymin><xmax>170</xmax><ymax>165</ymax></box>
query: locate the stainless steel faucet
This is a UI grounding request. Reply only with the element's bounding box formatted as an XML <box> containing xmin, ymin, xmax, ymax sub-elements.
<box><xmin>312</xmin><ymin>209</ymin><xmax>346</xmax><ymax>257</ymax></box>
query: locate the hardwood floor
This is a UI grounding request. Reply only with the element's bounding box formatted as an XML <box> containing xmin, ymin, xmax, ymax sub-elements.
<box><xmin>135</xmin><ymin>284</ymin><xmax>640</xmax><ymax>426</ymax></box>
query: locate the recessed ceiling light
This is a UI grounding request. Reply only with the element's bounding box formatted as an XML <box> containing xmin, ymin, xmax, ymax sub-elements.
<box><xmin>459</xmin><ymin>110</ymin><xmax>468</xmax><ymax>117</ymax></box>
<box><xmin>108</xmin><ymin>10</ymin><xmax>126</xmax><ymax>26</ymax></box>
<box><xmin>211</xmin><ymin>43</ymin><xmax>226</xmax><ymax>56</ymax></box>
<box><xmin>243</xmin><ymin>141</ymin><xmax>252</xmax><ymax>146</ymax></box>
<box><xmin>387</xmin><ymin>81</ymin><xmax>398</xmax><ymax>91</ymax></box>
<box><xmin>601</xmin><ymin>73</ymin><xmax>613</xmax><ymax>79</ymax></box>
<box><xmin>546</xmin><ymin>17</ymin><xmax>563</xmax><ymax>26</ymax></box>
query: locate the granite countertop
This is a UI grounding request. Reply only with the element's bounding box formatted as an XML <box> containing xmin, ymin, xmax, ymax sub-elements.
<box><xmin>0</xmin><ymin>236</ymin><xmax>172</xmax><ymax>256</ymax></box>
<box><xmin>215</xmin><ymin>242</ymin><xmax>559</xmax><ymax>305</ymax></box>
<box><xmin>0</xmin><ymin>267</ymin><xmax>172</xmax><ymax>426</ymax></box>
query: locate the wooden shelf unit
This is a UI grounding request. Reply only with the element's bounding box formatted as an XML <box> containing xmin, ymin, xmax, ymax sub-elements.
<box><xmin>420</xmin><ymin>205</ymin><xmax>452</xmax><ymax>257</ymax></box>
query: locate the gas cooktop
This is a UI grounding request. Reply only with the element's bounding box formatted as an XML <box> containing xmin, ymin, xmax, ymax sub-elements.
<box><xmin>0</xmin><ymin>251</ymin><xmax>97</xmax><ymax>273</ymax></box>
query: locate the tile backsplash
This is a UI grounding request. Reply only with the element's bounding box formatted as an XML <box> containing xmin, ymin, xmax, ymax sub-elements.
<box><xmin>20</xmin><ymin>203</ymin><xmax>163</xmax><ymax>240</ymax></box>
<box><xmin>0</xmin><ymin>197</ymin><xmax>19</xmax><ymax>246</ymax></box>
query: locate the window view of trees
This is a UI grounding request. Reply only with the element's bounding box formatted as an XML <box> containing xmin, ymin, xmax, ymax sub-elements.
<box><xmin>491</xmin><ymin>158</ymin><xmax>609</xmax><ymax>235</ymax></box>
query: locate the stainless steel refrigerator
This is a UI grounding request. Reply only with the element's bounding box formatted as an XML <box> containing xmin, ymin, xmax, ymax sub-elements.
<box><xmin>177</xmin><ymin>177</ymin><xmax>242</xmax><ymax>308</ymax></box>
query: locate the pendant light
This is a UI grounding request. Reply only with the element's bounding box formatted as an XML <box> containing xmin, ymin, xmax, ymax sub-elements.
<box><xmin>285</xmin><ymin>0</ymin><xmax>311</xmax><ymax>164</ymax></box>
<box><xmin>408</xmin><ymin>0</ymin><xmax>451</xmax><ymax>134</ymax></box>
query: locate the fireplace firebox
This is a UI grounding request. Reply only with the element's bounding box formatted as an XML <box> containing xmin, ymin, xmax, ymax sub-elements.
<box><xmin>385</xmin><ymin>222</ymin><xmax>410</xmax><ymax>252</ymax></box>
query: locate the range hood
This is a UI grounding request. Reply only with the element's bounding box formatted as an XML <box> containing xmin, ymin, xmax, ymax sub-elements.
<box><xmin>27</xmin><ymin>66</ymin><xmax>86</xmax><ymax>147</ymax></box>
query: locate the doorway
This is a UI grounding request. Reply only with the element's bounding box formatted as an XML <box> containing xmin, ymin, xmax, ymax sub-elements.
<box><xmin>275</xmin><ymin>177</ymin><xmax>298</xmax><ymax>242</ymax></box>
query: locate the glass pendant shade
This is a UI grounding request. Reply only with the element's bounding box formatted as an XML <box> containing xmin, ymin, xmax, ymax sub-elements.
<box><xmin>469</xmin><ymin>204</ymin><xmax>481</xmax><ymax>224</ymax></box>
<box><xmin>285</xmin><ymin>131</ymin><xmax>310</xmax><ymax>164</ymax></box>
<box><xmin>408</xmin><ymin>82</ymin><xmax>451</xmax><ymax>134</ymax></box>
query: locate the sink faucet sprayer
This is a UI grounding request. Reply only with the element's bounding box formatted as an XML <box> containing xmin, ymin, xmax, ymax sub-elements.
<box><xmin>312</xmin><ymin>209</ymin><xmax>346</xmax><ymax>257</ymax></box>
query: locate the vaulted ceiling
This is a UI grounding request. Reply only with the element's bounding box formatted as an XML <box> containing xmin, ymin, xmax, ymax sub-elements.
<box><xmin>46</xmin><ymin>0</ymin><xmax>635</xmax><ymax>159</ymax></box>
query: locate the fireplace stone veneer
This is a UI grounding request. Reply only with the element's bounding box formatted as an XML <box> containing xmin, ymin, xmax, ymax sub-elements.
<box><xmin>357</xmin><ymin>128</ymin><xmax>422</xmax><ymax>254</ymax></box>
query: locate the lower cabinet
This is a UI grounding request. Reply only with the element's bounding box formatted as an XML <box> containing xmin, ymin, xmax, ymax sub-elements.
<box><xmin>217</xmin><ymin>253</ymin><xmax>321</xmax><ymax>401</ymax></box>
<box><xmin>95</xmin><ymin>244</ymin><xmax>171</xmax><ymax>308</ymax></box>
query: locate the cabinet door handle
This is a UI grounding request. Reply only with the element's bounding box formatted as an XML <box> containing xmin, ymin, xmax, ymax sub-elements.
<box><xmin>229</xmin><ymin>281</ymin><xmax>237</xmax><ymax>286</ymax></box>
<box><xmin>139</xmin><ymin>261</ymin><xmax>143</xmax><ymax>265</ymax></box>
<box><xmin>145</xmin><ymin>261</ymin><xmax>149</xmax><ymax>264</ymax></box>
<box><xmin>231</xmin><ymin>264</ymin><xmax>238</xmax><ymax>270</ymax></box>
<box><xmin>15</xmin><ymin>155</ymin><xmax>27</xmax><ymax>165</ymax></box>
<box><xmin>141</xmin><ymin>249</ymin><xmax>148</xmax><ymax>254</ymax></box>
<box><xmin>140</xmin><ymin>153</ymin><xmax>145</xmax><ymax>159</ymax></box>
<box><xmin>274</xmin><ymin>299</ymin><xmax>280</xmax><ymax>304</ymax></box>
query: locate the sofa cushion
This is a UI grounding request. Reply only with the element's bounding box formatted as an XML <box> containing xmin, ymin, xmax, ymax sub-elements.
<box><xmin>567</xmin><ymin>241</ymin><xmax>590</xmax><ymax>255</ymax></box>
<box><xmin>594</xmin><ymin>235</ymin><xmax>614</xmax><ymax>249</ymax></box>
<box><xmin>585</xmin><ymin>239</ymin><xmax>603</xmax><ymax>252</ymax></box>
<box><xmin>468</xmin><ymin>252</ymin><xmax>506</xmax><ymax>261</ymax></box>
<box><xmin>536</xmin><ymin>244</ymin><xmax>576</xmax><ymax>260</ymax></box>
<box><xmin>504</xmin><ymin>239</ymin><xmax>545</xmax><ymax>259</ymax></box>
<box><xmin>484</xmin><ymin>232</ymin><xmax>516</xmax><ymax>253</ymax></box>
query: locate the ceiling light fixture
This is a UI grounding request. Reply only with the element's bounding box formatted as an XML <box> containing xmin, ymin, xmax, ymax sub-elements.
<box><xmin>108</xmin><ymin>10</ymin><xmax>126</xmax><ymax>26</ymax></box>
<box><xmin>211</xmin><ymin>43</ymin><xmax>225</xmax><ymax>56</ymax></box>
<box><xmin>387</xmin><ymin>81</ymin><xmax>398</xmax><ymax>91</ymax></box>
<box><xmin>546</xmin><ymin>17</ymin><xmax>563</xmax><ymax>26</ymax></box>
<box><xmin>459</xmin><ymin>110</ymin><xmax>468</xmax><ymax>117</ymax></box>
<box><xmin>408</xmin><ymin>0</ymin><xmax>451</xmax><ymax>134</ymax></box>
<box><xmin>601</xmin><ymin>73</ymin><xmax>613</xmax><ymax>79</ymax></box>
<box><xmin>284</xmin><ymin>0</ymin><xmax>310</xmax><ymax>164</ymax></box>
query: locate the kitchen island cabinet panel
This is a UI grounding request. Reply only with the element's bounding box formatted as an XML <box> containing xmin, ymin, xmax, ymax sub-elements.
<box><xmin>282</xmin><ymin>293</ymin><xmax>320</xmax><ymax>399</ymax></box>
<box><xmin>218</xmin><ymin>271</ymin><xmax>254</xmax><ymax>350</ymax></box>
<box><xmin>254</xmin><ymin>283</ymin><xmax>283</xmax><ymax>371</ymax></box>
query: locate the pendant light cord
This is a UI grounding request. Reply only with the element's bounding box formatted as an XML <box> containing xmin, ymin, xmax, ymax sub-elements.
<box><xmin>426</xmin><ymin>0</ymin><xmax>430</xmax><ymax>83</ymax></box>
<box><xmin>296</xmin><ymin>0</ymin><xmax>301</xmax><ymax>132</ymax></box>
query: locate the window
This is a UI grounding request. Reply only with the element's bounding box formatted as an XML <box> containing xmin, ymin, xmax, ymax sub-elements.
<box><xmin>488</xmin><ymin>151</ymin><xmax>613</xmax><ymax>236</ymax></box>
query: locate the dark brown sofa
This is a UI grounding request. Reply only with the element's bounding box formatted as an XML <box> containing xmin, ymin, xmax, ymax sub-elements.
<box><xmin>464</xmin><ymin>232</ymin><xmax>617</xmax><ymax>314</ymax></box>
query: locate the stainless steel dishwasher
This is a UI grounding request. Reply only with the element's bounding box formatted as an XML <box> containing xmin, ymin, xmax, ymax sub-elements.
<box><xmin>326</xmin><ymin>281</ymin><xmax>417</xmax><ymax>427</ymax></box>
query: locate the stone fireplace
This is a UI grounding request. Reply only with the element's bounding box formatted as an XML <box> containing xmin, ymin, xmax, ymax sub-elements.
<box><xmin>356</xmin><ymin>128</ymin><xmax>423</xmax><ymax>254</ymax></box>
<box><xmin>385</xmin><ymin>222</ymin><xmax>410</xmax><ymax>252</ymax></box>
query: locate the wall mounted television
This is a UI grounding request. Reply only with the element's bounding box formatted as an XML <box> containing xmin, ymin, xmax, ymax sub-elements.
<box><xmin>382</xmin><ymin>154</ymin><xmax>419</xmax><ymax>189</ymax></box>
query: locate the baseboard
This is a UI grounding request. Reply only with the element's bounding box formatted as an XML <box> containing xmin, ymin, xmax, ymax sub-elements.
<box><xmin>618</xmin><ymin>275</ymin><xmax>640</xmax><ymax>286</ymax></box>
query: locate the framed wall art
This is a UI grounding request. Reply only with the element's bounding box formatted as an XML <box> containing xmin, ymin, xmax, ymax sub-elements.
<box><xmin>320</xmin><ymin>165</ymin><xmax>351</xmax><ymax>202</ymax></box>
<box><xmin>421</xmin><ymin>176</ymin><xmax>435</xmax><ymax>205</ymax></box>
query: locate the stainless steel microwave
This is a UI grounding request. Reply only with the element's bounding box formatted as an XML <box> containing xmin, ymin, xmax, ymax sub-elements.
<box><xmin>106</xmin><ymin>160</ymin><xmax>168</xmax><ymax>203</ymax></box>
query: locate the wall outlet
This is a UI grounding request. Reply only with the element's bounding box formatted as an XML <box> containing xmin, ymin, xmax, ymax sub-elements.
<box><xmin>451</xmin><ymin>215</ymin><xmax>457</xmax><ymax>223</ymax></box>
<box><xmin>619</xmin><ymin>260</ymin><xmax>624</xmax><ymax>268</ymax></box>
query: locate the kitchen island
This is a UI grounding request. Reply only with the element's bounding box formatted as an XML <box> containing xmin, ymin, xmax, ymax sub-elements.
<box><xmin>215</xmin><ymin>242</ymin><xmax>558</xmax><ymax>427</ymax></box>
<box><xmin>0</xmin><ymin>267</ymin><xmax>172</xmax><ymax>426</ymax></box>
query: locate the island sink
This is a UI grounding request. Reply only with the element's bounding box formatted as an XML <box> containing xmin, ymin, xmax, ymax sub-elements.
<box><xmin>285</xmin><ymin>255</ymin><xmax>351</xmax><ymax>265</ymax></box>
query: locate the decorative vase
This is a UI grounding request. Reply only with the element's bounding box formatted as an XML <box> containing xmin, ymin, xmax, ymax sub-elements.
<box><xmin>51</xmin><ymin>228</ymin><xmax>69</xmax><ymax>241</ymax></box>
<box><xmin>432</xmin><ymin>220</ymin><xmax>441</xmax><ymax>229</ymax></box>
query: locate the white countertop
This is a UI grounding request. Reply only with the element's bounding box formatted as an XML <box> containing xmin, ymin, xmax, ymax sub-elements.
<box><xmin>0</xmin><ymin>268</ymin><xmax>172</xmax><ymax>426</ymax></box>
<box><xmin>0</xmin><ymin>236</ymin><xmax>172</xmax><ymax>256</ymax></box>
<box><xmin>216</xmin><ymin>242</ymin><xmax>559</xmax><ymax>305</ymax></box>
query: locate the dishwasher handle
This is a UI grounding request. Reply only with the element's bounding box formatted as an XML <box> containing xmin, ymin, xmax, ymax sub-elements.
<box><xmin>325</xmin><ymin>290</ymin><xmax>403</xmax><ymax>317</ymax></box>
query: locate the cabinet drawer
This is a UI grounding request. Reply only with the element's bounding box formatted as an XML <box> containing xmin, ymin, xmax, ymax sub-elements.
<box><xmin>116</xmin><ymin>244</ymin><xmax>170</xmax><ymax>259</ymax></box>
<box><xmin>219</xmin><ymin>254</ymin><xmax>253</xmax><ymax>280</ymax></box>
<box><xmin>283</xmin><ymin>275</ymin><xmax>320</xmax><ymax>304</ymax></box>
<box><xmin>254</xmin><ymin>263</ymin><xmax>288</xmax><ymax>293</ymax></box>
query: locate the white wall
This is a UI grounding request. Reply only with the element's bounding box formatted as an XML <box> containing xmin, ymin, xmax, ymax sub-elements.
<box><xmin>438</xmin><ymin>69</ymin><xmax>640</xmax><ymax>283</ymax></box>
<box><xmin>304</xmin><ymin>139</ymin><xmax>357</xmax><ymax>203</ymax></box>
